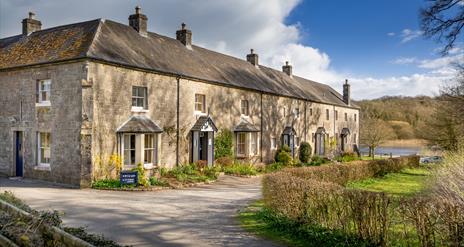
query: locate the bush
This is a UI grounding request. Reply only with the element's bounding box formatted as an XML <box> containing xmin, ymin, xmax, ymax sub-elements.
<box><xmin>336</xmin><ymin>152</ymin><xmax>359</xmax><ymax>163</ymax></box>
<box><xmin>149</xmin><ymin>177</ymin><xmax>169</xmax><ymax>187</ymax></box>
<box><xmin>215</xmin><ymin>129</ymin><xmax>233</xmax><ymax>158</ymax></box>
<box><xmin>222</xmin><ymin>163</ymin><xmax>257</xmax><ymax>176</ymax></box>
<box><xmin>299</xmin><ymin>142</ymin><xmax>312</xmax><ymax>163</ymax></box>
<box><xmin>132</xmin><ymin>163</ymin><xmax>149</xmax><ymax>187</ymax></box>
<box><xmin>265</xmin><ymin>162</ymin><xmax>286</xmax><ymax>173</ymax></box>
<box><xmin>275</xmin><ymin>145</ymin><xmax>293</xmax><ymax>165</ymax></box>
<box><xmin>215</xmin><ymin>156</ymin><xmax>234</xmax><ymax>167</ymax></box>
<box><xmin>92</xmin><ymin>179</ymin><xmax>121</xmax><ymax>189</ymax></box>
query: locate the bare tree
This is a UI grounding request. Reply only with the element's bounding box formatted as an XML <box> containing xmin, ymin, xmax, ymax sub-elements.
<box><xmin>360</xmin><ymin>113</ymin><xmax>395</xmax><ymax>158</ymax></box>
<box><xmin>421</xmin><ymin>0</ymin><xmax>464</xmax><ymax>54</ymax></box>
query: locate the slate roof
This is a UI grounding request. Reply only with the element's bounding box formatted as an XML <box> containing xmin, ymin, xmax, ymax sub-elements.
<box><xmin>234</xmin><ymin>119</ymin><xmax>260</xmax><ymax>132</ymax></box>
<box><xmin>116</xmin><ymin>115</ymin><xmax>163</xmax><ymax>133</ymax></box>
<box><xmin>0</xmin><ymin>19</ymin><xmax>358</xmax><ymax>108</ymax></box>
<box><xmin>191</xmin><ymin>116</ymin><xmax>218</xmax><ymax>132</ymax></box>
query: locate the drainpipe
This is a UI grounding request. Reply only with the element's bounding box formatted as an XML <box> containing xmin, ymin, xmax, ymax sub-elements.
<box><xmin>260</xmin><ymin>93</ymin><xmax>263</xmax><ymax>162</ymax></box>
<box><xmin>176</xmin><ymin>76</ymin><xmax>181</xmax><ymax>166</ymax></box>
<box><xmin>304</xmin><ymin>101</ymin><xmax>307</xmax><ymax>142</ymax></box>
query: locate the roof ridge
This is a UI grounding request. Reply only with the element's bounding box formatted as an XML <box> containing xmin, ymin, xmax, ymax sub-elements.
<box><xmin>84</xmin><ymin>18</ymin><xmax>104</xmax><ymax>57</ymax></box>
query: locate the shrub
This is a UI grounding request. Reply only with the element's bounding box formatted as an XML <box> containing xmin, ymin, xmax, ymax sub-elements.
<box><xmin>149</xmin><ymin>177</ymin><xmax>169</xmax><ymax>187</ymax></box>
<box><xmin>336</xmin><ymin>152</ymin><xmax>359</xmax><ymax>163</ymax></box>
<box><xmin>275</xmin><ymin>145</ymin><xmax>293</xmax><ymax>165</ymax></box>
<box><xmin>91</xmin><ymin>179</ymin><xmax>121</xmax><ymax>189</ymax></box>
<box><xmin>222</xmin><ymin>163</ymin><xmax>257</xmax><ymax>176</ymax></box>
<box><xmin>265</xmin><ymin>162</ymin><xmax>286</xmax><ymax>173</ymax></box>
<box><xmin>299</xmin><ymin>142</ymin><xmax>312</xmax><ymax>163</ymax></box>
<box><xmin>214</xmin><ymin>129</ymin><xmax>233</xmax><ymax>158</ymax></box>
<box><xmin>307</xmin><ymin>155</ymin><xmax>327</xmax><ymax>166</ymax></box>
<box><xmin>215</xmin><ymin>156</ymin><xmax>234</xmax><ymax>167</ymax></box>
<box><xmin>132</xmin><ymin>163</ymin><xmax>149</xmax><ymax>187</ymax></box>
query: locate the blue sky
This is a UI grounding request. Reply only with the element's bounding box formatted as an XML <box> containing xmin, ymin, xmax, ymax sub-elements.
<box><xmin>1</xmin><ymin>0</ymin><xmax>462</xmax><ymax>99</ymax></box>
<box><xmin>286</xmin><ymin>0</ymin><xmax>439</xmax><ymax>77</ymax></box>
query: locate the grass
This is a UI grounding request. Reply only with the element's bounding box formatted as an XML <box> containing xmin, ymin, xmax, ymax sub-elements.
<box><xmin>238</xmin><ymin>201</ymin><xmax>309</xmax><ymax>247</ymax></box>
<box><xmin>239</xmin><ymin>201</ymin><xmax>369</xmax><ymax>247</ymax></box>
<box><xmin>346</xmin><ymin>167</ymin><xmax>431</xmax><ymax>196</ymax></box>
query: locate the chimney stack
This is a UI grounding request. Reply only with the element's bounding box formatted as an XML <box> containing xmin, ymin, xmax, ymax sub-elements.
<box><xmin>129</xmin><ymin>6</ymin><xmax>148</xmax><ymax>37</ymax></box>
<box><xmin>176</xmin><ymin>23</ymin><xmax>192</xmax><ymax>49</ymax></box>
<box><xmin>282</xmin><ymin>61</ymin><xmax>292</xmax><ymax>77</ymax></box>
<box><xmin>22</xmin><ymin>12</ymin><xmax>41</xmax><ymax>35</ymax></box>
<box><xmin>343</xmin><ymin>79</ymin><xmax>351</xmax><ymax>106</ymax></box>
<box><xmin>246</xmin><ymin>49</ymin><xmax>259</xmax><ymax>67</ymax></box>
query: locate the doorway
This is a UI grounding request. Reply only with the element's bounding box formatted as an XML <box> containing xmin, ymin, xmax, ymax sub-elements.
<box><xmin>192</xmin><ymin>131</ymin><xmax>214</xmax><ymax>166</ymax></box>
<box><xmin>15</xmin><ymin>131</ymin><xmax>23</xmax><ymax>177</ymax></box>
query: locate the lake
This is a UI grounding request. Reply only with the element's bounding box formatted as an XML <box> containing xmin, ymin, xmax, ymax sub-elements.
<box><xmin>359</xmin><ymin>146</ymin><xmax>423</xmax><ymax>157</ymax></box>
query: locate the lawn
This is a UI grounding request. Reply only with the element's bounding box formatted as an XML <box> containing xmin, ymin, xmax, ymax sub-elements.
<box><xmin>346</xmin><ymin>167</ymin><xmax>431</xmax><ymax>196</ymax></box>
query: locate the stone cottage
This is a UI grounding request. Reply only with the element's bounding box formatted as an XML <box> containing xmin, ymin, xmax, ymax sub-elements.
<box><xmin>0</xmin><ymin>8</ymin><xmax>360</xmax><ymax>186</ymax></box>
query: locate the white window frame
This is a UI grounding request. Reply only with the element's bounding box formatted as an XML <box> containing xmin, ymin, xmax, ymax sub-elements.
<box><xmin>123</xmin><ymin>134</ymin><xmax>137</xmax><ymax>168</ymax></box>
<box><xmin>271</xmin><ymin>137</ymin><xmax>277</xmax><ymax>150</ymax></box>
<box><xmin>144</xmin><ymin>134</ymin><xmax>156</xmax><ymax>166</ymax></box>
<box><xmin>241</xmin><ymin>100</ymin><xmax>249</xmax><ymax>116</ymax></box>
<box><xmin>36</xmin><ymin>79</ymin><xmax>51</xmax><ymax>107</ymax></box>
<box><xmin>250</xmin><ymin>132</ymin><xmax>258</xmax><ymax>155</ymax></box>
<box><xmin>131</xmin><ymin>86</ymin><xmax>148</xmax><ymax>112</ymax></box>
<box><xmin>194</xmin><ymin>94</ymin><xmax>206</xmax><ymax>114</ymax></box>
<box><xmin>37</xmin><ymin>132</ymin><xmax>51</xmax><ymax>168</ymax></box>
<box><xmin>236</xmin><ymin>132</ymin><xmax>246</xmax><ymax>157</ymax></box>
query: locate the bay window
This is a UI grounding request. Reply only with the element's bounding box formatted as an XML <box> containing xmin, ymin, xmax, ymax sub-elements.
<box><xmin>124</xmin><ymin>134</ymin><xmax>136</xmax><ymax>166</ymax></box>
<box><xmin>237</xmin><ymin>133</ymin><xmax>246</xmax><ymax>156</ymax></box>
<box><xmin>236</xmin><ymin>132</ymin><xmax>259</xmax><ymax>157</ymax></box>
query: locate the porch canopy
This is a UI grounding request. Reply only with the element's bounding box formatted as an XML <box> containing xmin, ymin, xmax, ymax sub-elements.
<box><xmin>191</xmin><ymin>116</ymin><xmax>218</xmax><ymax>132</ymax></box>
<box><xmin>282</xmin><ymin>126</ymin><xmax>296</xmax><ymax>135</ymax></box>
<box><xmin>116</xmin><ymin>115</ymin><xmax>163</xmax><ymax>133</ymax></box>
<box><xmin>233</xmin><ymin>119</ymin><xmax>259</xmax><ymax>132</ymax></box>
<box><xmin>341</xmin><ymin>128</ymin><xmax>350</xmax><ymax>136</ymax></box>
<box><xmin>316</xmin><ymin>127</ymin><xmax>326</xmax><ymax>134</ymax></box>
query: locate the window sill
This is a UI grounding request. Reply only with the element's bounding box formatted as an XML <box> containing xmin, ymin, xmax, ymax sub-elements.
<box><xmin>35</xmin><ymin>102</ymin><xmax>51</xmax><ymax>107</ymax></box>
<box><xmin>123</xmin><ymin>165</ymin><xmax>136</xmax><ymax>170</ymax></box>
<box><xmin>34</xmin><ymin>164</ymin><xmax>51</xmax><ymax>171</ymax></box>
<box><xmin>194</xmin><ymin>111</ymin><xmax>207</xmax><ymax>116</ymax></box>
<box><xmin>131</xmin><ymin>107</ymin><xmax>148</xmax><ymax>113</ymax></box>
<box><xmin>143</xmin><ymin>163</ymin><xmax>154</xmax><ymax>169</ymax></box>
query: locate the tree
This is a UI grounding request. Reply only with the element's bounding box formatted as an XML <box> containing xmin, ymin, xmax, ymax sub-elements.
<box><xmin>214</xmin><ymin>129</ymin><xmax>233</xmax><ymax>158</ymax></box>
<box><xmin>360</xmin><ymin>114</ymin><xmax>395</xmax><ymax>158</ymax></box>
<box><xmin>421</xmin><ymin>0</ymin><xmax>464</xmax><ymax>54</ymax></box>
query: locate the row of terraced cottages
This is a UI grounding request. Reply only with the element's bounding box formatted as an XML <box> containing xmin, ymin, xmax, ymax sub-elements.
<box><xmin>0</xmin><ymin>8</ymin><xmax>359</xmax><ymax>186</ymax></box>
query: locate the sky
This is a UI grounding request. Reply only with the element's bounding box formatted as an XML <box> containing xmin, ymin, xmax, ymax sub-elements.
<box><xmin>0</xmin><ymin>0</ymin><xmax>462</xmax><ymax>100</ymax></box>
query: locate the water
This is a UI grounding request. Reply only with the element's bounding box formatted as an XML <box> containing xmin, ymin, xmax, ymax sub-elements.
<box><xmin>359</xmin><ymin>146</ymin><xmax>422</xmax><ymax>157</ymax></box>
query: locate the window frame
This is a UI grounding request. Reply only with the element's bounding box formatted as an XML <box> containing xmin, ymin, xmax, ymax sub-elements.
<box><xmin>250</xmin><ymin>132</ymin><xmax>258</xmax><ymax>155</ymax></box>
<box><xmin>195</xmin><ymin>94</ymin><xmax>206</xmax><ymax>114</ymax></box>
<box><xmin>144</xmin><ymin>134</ymin><xmax>155</xmax><ymax>165</ymax></box>
<box><xmin>236</xmin><ymin>132</ymin><xmax>246</xmax><ymax>156</ymax></box>
<box><xmin>37</xmin><ymin>132</ymin><xmax>51</xmax><ymax>167</ymax></box>
<box><xmin>326</xmin><ymin>109</ymin><xmax>330</xmax><ymax>121</ymax></box>
<box><xmin>36</xmin><ymin>79</ymin><xmax>51</xmax><ymax>106</ymax></box>
<box><xmin>123</xmin><ymin>134</ymin><xmax>137</xmax><ymax>167</ymax></box>
<box><xmin>271</xmin><ymin>137</ymin><xmax>277</xmax><ymax>150</ymax></box>
<box><xmin>241</xmin><ymin>100</ymin><xmax>249</xmax><ymax>116</ymax></box>
<box><xmin>131</xmin><ymin>86</ymin><xmax>148</xmax><ymax>111</ymax></box>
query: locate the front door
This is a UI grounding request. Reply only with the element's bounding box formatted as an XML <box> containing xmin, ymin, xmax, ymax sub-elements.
<box><xmin>315</xmin><ymin>133</ymin><xmax>325</xmax><ymax>156</ymax></box>
<box><xmin>15</xmin><ymin>131</ymin><xmax>23</xmax><ymax>177</ymax></box>
<box><xmin>192</xmin><ymin>131</ymin><xmax>214</xmax><ymax>166</ymax></box>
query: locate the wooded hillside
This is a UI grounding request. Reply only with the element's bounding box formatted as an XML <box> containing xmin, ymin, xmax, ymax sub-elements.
<box><xmin>356</xmin><ymin>96</ymin><xmax>438</xmax><ymax>140</ymax></box>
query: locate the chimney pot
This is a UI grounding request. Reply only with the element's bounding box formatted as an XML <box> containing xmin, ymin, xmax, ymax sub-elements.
<box><xmin>282</xmin><ymin>61</ymin><xmax>293</xmax><ymax>77</ymax></box>
<box><xmin>129</xmin><ymin>6</ymin><xmax>148</xmax><ymax>37</ymax></box>
<box><xmin>343</xmin><ymin>79</ymin><xmax>351</xmax><ymax>105</ymax></box>
<box><xmin>176</xmin><ymin>23</ymin><xmax>192</xmax><ymax>49</ymax></box>
<box><xmin>246</xmin><ymin>49</ymin><xmax>259</xmax><ymax>67</ymax></box>
<box><xmin>22</xmin><ymin>12</ymin><xmax>41</xmax><ymax>35</ymax></box>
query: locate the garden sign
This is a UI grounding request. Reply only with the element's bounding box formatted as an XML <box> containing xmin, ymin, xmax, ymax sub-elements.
<box><xmin>120</xmin><ymin>171</ymin><xmax>138</xmax><ymax>186</ymax></box>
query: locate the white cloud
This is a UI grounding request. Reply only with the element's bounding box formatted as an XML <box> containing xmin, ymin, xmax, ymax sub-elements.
<box><xmin>400</xmin><ymin>29</ymin><xmax>423</xmax><ymax>43</ymax></box>
<box><xmin>392</xmin><ymin>57</ymin><xmax>417</xmax><ymax>64</ymax></box>
<box><xmin>387</xmin><ymin>32</ymin><xmax>395</xmax><ymax>36</ymax></box>
<box><xmin>0</xmin><ymin>0</ymin><xmax>459</xmax><ymax>100</ymax></box>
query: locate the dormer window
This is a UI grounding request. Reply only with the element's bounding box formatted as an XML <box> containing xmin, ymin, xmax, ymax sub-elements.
<box><xmin>241</xmin><ymin>100</ymin><xmax>249</xmax><ymax>116</ymax></box>
<box><xmin>36</xmin><ymin>79</ymin><xmax>51</xmax><ymax>106</ymax></box>
<box><xmin>195</xmin><ymin>94</ymin><xmax>206</xmax><ymax>113</ymax></box>
<box><xmin>132</xmin><ymin>86</ymin><xmax>148</xmax><ymax>111</ymax></box>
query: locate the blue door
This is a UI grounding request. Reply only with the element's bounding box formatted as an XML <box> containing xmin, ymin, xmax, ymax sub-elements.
<box><xmin>15</xmin><ymin>132</ymin><xmax>23</xmax><ymax>177</ymax></box>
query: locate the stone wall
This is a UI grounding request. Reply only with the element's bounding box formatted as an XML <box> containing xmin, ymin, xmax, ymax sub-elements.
<box><xmin>0</xmin><ymin>62</ymin><xmax>86</xmax><ymax>185</ymax></box>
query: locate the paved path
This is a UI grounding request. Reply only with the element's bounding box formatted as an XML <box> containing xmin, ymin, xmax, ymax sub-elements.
<box><xmin>0</xmin><ymin>176</ymin><xmax>279</xmax><ymax>247</ymax></box>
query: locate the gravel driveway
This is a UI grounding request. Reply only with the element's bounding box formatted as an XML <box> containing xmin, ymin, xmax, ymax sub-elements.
<box><xmin>0</xmin><ymin>175</ymin><xmax>279</xmax><ymax>247</ymax></box>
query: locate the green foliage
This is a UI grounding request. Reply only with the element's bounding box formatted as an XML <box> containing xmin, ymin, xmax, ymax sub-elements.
<box><xmin>91</xmin><ymin>179</ymin><xmax>121</xmax><ymax>189</ymax></box>
<box><xmin>298</xmin><ymin>142</ymin><xmax>311</xmax><ymax>163</ymax></box>
<box><xmin>132</xmin><ymin>163</ymin><xmax>149</xmax><ymax>187</ymax></box>
<box><xmin>63</xmin><ymin>227</ymin><xmax>123</xmax><ymax>247</ymax></box>
<box><xmin>149</xmin><ymin>177</ymin><xmax>169</xmax><ymax>187</ymax></box>
<box><xmin>275</xmin><ymin>145</ymin><xmax>293</xmax><ymax>165</ymax></box>
<box><xmin>222</xmin><ymin>163</ymin><xmax>258</xmax><ymax>176</ymax></box>
<box><xmin>336</xmin><ymin>152</ymin><xmax>359</xmax><ymax>163</ymax></box>
<box><xmin>214</xmin><ymin>129</ymin><xmax>233</xmax><ymax>158</ymax></box>
<box><xmin>164</xmin><ymin>163</ymin><xmax>219</xmax><ymax>183</ymax></box>
<box><xmin>265</xmin><ymin>162</ymin><xmax>286</xmax><ymax>173</ymax></box>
